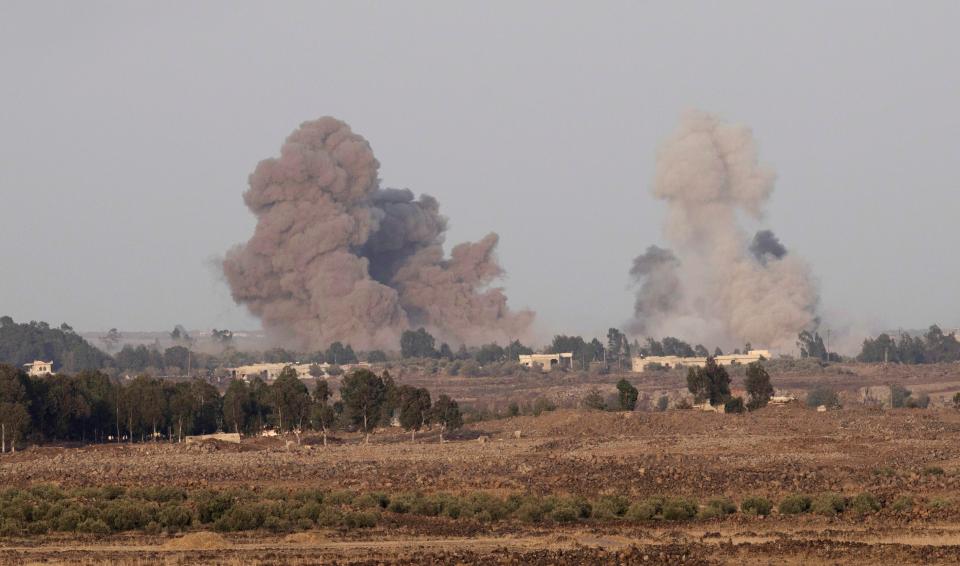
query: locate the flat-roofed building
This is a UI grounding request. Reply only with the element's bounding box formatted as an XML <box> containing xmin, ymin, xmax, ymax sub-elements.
<box><xmin>632</xmin><ymin>350</ymin><xmax>772</xmax><ymax>373</ymax></box>
<box><xmin>518</xmin><ymin>353</ymin><xmax>574</xmax><ymax>372</ymax></box>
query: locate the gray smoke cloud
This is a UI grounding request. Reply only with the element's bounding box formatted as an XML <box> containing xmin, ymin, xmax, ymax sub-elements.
<box><xmin>749</xmin><ymin>229</ymin><xmax>787</xmax><ymax>264</ymax></box>
<box><xmin>628</xmin><ymin>111</ymin><xmax>819</xmax><ymax>350</ymax></box>
<box><xmin>223</xmin><ymin>117</ymin><xmax>533</xmax><ymax>351</ymax></box>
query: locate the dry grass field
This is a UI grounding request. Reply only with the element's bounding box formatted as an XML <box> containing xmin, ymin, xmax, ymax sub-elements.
<box><xmin>4</xmin><ymin>362</ymin><xmax>960</xmax><ymax>564</ymax></box>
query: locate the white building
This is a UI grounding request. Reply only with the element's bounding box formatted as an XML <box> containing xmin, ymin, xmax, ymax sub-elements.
<box><xmin>518</xmin><ymin>353</ymin><xmax>574</xmax><ymax>372</ymax></box>
<box><xmin>24</xmin><ymin>360</ymin><xmax>54</xmax><ymax>376</ymax></box>
<box><xmin>632</xmin><ymin>350</ymin><xmax>772</xmax><ymax>373</ymax></box>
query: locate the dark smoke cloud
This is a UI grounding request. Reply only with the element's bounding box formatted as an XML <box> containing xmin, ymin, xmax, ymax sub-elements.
<box><xmin>749</xmin><ymin>230</ymin><xmax>787</xmax><ymax>264</ymax></box>
<box><xmin>223</xmin><ymin>117</ymin><xmax>533</xmax><ymax>351</ymax></box>
<box><xmin>628</xmin><ymin>245</ymin><xmax>682</xmax><ymax>334</ymax></box>
<box><xmin>628</xmin><ymin>111</ymin><xmax>819</xmax><ymax>350</ymax></box>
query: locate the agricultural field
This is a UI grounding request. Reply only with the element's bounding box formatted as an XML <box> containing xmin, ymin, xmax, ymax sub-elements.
<box><xmin>3</xmin><ymin>363</ymin><xmax>960</xmax><ymax>564</ymax></box>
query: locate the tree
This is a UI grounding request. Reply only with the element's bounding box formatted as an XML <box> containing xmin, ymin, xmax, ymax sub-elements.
<box><xmin>163</xmin><ymin>346</ymin><xmax>191</xmax><ymax>374</ymax></box>
<box><xmin>339</xmin><ymin>369</ymin><xmax>387</xmax><ymax>442</ymax></box>
<box><xmin>325</xmin><ymin>342</ymin><xmax>358</xmax><ymax>364</ymax></box>
<box><xmin>223</xmin><ymin>379</ymin><xmax>252</xmax><ymax>435</ymax></box>
<box><xmin>0</xmin><ymin>364</ymin><xmax>31</xmax><ymax>452</ymax></box>
<box><xmin>616</xmin><ymin>379</ymin><xmax>639</xmax><ymax>411</ymax></box>
<box><xmin>797</xmin><ymin>330</ymin><xmax>827</xmax><ymax>361</ymax></box>
<box><xmin>308</xmin><ymin>364</ymin><xmax>325</xmax><ymax>378</ymax></box>
<box><xmin>398</xmin><ymin>386</ymin><xmax>431</xmax><ymax>441</ymax></box>
<box><xmin>166</xmin><ymin>381</ymin><xmax>194</xmax><ymax>442</ymax></box>
<box><xmin>431</xmin><ymin>394</ymin><xmax>462</xmax><ymax>443</ymax></box>
<box><xmin>270</xmin><ymin>367</ymin><xmax>311</xmax><ymax>438</ymax></box>
<box><xmin>169</xmin><ymin>325</ymin><xmax>194</xmax><ymax>348</ymax></box>
<box><xmin>694</xmin><ymin>344</ymin><xmax>709</xmax><ymax>357</ymax></box>
<box><xmin>744</xmin><ymin>363</ymin><xmax>774</xmax><ymax>410</ymax></box>
<box><xmin>211</xmin><ymin>329</ymin><xmax>233</xmax><ymax>348</ymax></box>
<box><xmin>400</xmin><ymin>328</ymin><xmax>438</xmax><ymax>359</ymax></box>
<box><xmin>126</xmin><ymin>376</ymin><xmax>165</xmax><ymax>441</ymax></box>
<box><xmin>248</xmin><ymin>377</ymin><xmax>272</xmax><ymax>434</ymax></box>
<box><xmin>686</xmin><ymin>358</ymin><xmax>731</xmax><ymax>406</ymax></box>
<box><xmin>100</xmin><ymin>328</ymin><xmax>122</xmax><ymax>353</ymax></box>
<box><xmin>367</xmin><ymin>350</ymin><xmax>388</xmax><ymax>363</ymax></box>
<box><xmin>475</xmin><ymin>343</ymin><xmax>505</xmax><ymax>364</ymax></box>
<box><xmin>311</xmin><ymin>380</ymin><xmax>336</xmax><ymax>446</ymax></box>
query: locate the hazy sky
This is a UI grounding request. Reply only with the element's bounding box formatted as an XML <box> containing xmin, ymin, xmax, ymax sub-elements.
<box><xmin>1</xmin><ymin>1</ymin><xmax>958</xmax><ymax>347</ymax></box>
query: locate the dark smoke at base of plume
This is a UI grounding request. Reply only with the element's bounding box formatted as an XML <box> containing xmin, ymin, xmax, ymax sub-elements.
<box><xmin>628</xmin><ymin>111</ymin><xmax>819</xmax><ymax>351</ymax></box>
<box><xmin>223</xmin><ymin>117</ymin><xmax>533</xmax><ymax>351</ymax></box>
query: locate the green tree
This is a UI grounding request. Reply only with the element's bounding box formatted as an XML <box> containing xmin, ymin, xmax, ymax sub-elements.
<box><xmin>270</xmin><ymin>367</ymin><xmax>311</xmax><ymax>437</ymax></box>
<box><xmin>616</xmin><ymin>379</ymin><xmax>639</xmax><ymax>411</ymax></box>
<box><xmin>311</xmin><ymin>380</ymin><xmax>336</xmax><ymax>446</ymax></box>
<box><xmin>325</xmin><ymin>342</ymin><xmax>358</xmax><ymax>364</ymax></box>
<box><xmin>400</xmin><ymin>328</ymin><xmax>438</xmax><ymax>359</ymax></box>
<box><xmin>0</xmin><ymin>364</ymin><xmax>31</xmax><ymax>452</ymax></box>
<box><xmin>223</xmin><ymin>379</ymin><xmax>252</xmax><ymax>435</ymax></box>
<box><xmin>890</xmin><ymin>383</ymin><xmax>912</xmax><ymax>408</ymax></box>
<box><xmin>339</xmin><ymin>369</ymin><xmax>387</xmax><ymax>442</ymax></box>
<box><xmin>686</xmin><ymin>358</ymin><xmax>731</xmax><ymax>406</ymax></box>
<box><xmin>366</xmin><ymin>350</ymin><xmax>388</xmax><ymax>363</ymax></box>
<box><xmin>431</xmin><ymin>394</ymin><xmax>462</xmax><ymax>443</ymax></box>
<box><xmin>744</xmin><ymin>363</ymin><xmax>774</xmax><ymax>410</ymax></box>
<box><xmin>398</xmin><ymin>386</ymin><xmax>432</xmax><ymax>441</ymax></box>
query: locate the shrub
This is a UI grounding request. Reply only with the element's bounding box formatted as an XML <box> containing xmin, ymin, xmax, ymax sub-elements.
<box><xmin>706</xmin><ymin>498</ymin><xmax>737</xmax><ymax>516</ymax></box>
<box><xmin>872</xmin><ymin>466</ymin><xmax>896</xmax><ymax>477</ymax></box>
<box><xmin>387</xmin><ymin>495</ymin><xmax>412</xmax><ymax>514</ymax></box>
<box><xmin>806</xmin><ymin>387</ymin><xmax>839</xmax><ymax>409</ymax></box>
<box><xmin>625</xmin><ymin>501</ymin><xmax>659</xmax><ymax>521</ymax></box>
<box><xmin>810</xmin><ymin>493</ymin><xmax>846</xmax><ymax>516</ymax></box>
<box><xmin>927</xmin><ymin>498</ymin><xmax>953</xmax><ymax>510</ymax></box>
<box><xmin>891</xmin><ymin>496</ymin><xmax>913</xmax><ymax>512</ymax></box>
<box><xmin>724</xmin><ymin>397</ymin><xmax>745</xmax><ymax>414</ymax></box>
<box><xmin>102</xmin><ymin>501</ymin><xmax>149</xmax><ymax>531</ymax></box>
<box><xmin>263</xmin><ymin>515</ymin><xmax>292</xmax><ymax>533</ymax></box>
<box><xmin>778</xmin><ymin>494</ymin><xmax>812</xmax><ymax>515</ymax></box>
<box><xmin>922</xmin><ymin>466</ymin><xmax>945</xmax><ymax>476</ymax></box>
<box><xmin>314</xmin><ymin>507</ymin><xmax>343</xmax><ymax>527</ymax></box>
<box><xmin>158</xmin><ymin>505</ymin><xmax>193</xmax><ymax>531</ymax></box>
<box><xmin>741</xmin><ymin>497</ymin><xmax>773</xmax><ymax>516</ymax></box>
<box><xmin>591</xmin><ymin>495</ymin><xmax>629</xmax><ymax>519</ymax></box>
<box><xmin>549</xmin><ymin>503</ymin><xmax>580</xmax><ymax>523</ymax></box>
<box><xmin>56</xmin><ymin>509</ymin><xmax>85</xmax><ymax>532</ymax></box>
<box><xmin>662</xmin><ymin>498</ymin><xmax>698</xmax><ymax>521</ymax></box>
<box><xmin>849</xmin><ymin>493</ymin><xmax>881</xmax><ymax>516</ymax></box>
<box><xmin>196</xmin><ymin>492</ymin><xmax>235</xmax><ymax>524</ymax></box>
<box><xmin>656</xmin><ymin>396</ymin><xmax>669</xmax><ymax>412</ymax></box>
<box><xmin>355</xmin><ymin>492</ymin><xmax>390</xmax><ymax>509</ymax></box>
<box><xmin>0</xmin><ymin>519</ymin><xmax>23</xmax><ymax>537</ymax></box>
<box><xmin>581</xmin><ymin>389</ymin><xmax>607</xmax><ymax>411</ymax></box>
<box><xmin>76</xmin><ymin>518</ymin><xmax>110</xmax><ymax>536</ymax></box>
<box><xmin>341</xmin><ymin>511</ymin><xmax>378</xmax><ymax>529</ymax></box>
<box><xmin>214</xmin><ymin>503</ymin><xmax>266</xmax><ymax>532</ymax></box>
<box><xmin>515</xmin><ymin>499</ymin><xmax>548</xmax><ymax>523</ymax></box>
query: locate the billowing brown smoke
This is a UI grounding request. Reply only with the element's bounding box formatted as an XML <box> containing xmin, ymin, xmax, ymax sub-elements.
<box><xmin>223</xmin><ymin>117</ymin><xmax>533</xmax><ymax>351</ymax></box>
<box><xmin>629</xmin><ymin>111</ymin><xmax>819</xmax><ymax>350</ymax></box>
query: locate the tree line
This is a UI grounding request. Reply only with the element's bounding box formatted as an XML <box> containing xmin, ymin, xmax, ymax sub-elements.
<box><xmin>857</xmin><ymin>325</ymin><xmax>960</xmax><ymax>364</ymax></box>
<box><xmin>0</xmin><ymin>364</ymin><xmax>462</xmax><ymax>452</ymax></box>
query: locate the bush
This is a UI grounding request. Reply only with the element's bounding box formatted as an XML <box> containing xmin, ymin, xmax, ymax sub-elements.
<box><xmin>927</xmin><ymin>498</ymin><xmax>953</xmax><ymax>511</ymax></box>
<box><xmin>56</xmin><ymin>509</ymin><xmax>85</xmax><ymax>531</ymax></box>
<box><xmin>214</xmin><ymin>503</ymin><xmax>266</xmax><ymax>532</ymax></box>
<box><xmin>102</xmin><ymin>501</ymin><xmax>149</xmax><ymax>531</ymax></box>
<box><xmin>741</xmin><ymin>496</ymin><xmax>773</xmax><ymax>516</ymax></box>
<box><xmin>778</xmin><ymin>494</ymin><xmax>812</xmax><ymax>515</ymax></box>
<box><xmin>626</xmin><ymin>501</ymin><xmax>659</xmax><ymax>521</ymax></box>
<box><xmin>158</xmin><ymin>505</ymin><xmax>193</xmax><ymax>531</ymax></box>
<box><xmin>656</xmin><ymin>396</ymin><xmax>669</xmax><ymax>412</ymax></box>
<box><xmin>581</xmin><ymin>389</ymin><xmax>607</xmax><ymax>411</ymax></box>
<box><xmin>662</xmin><ymin>498</ymin><xmax>697</xmax><ymax>521</ymax></box>
<box><xmin>849</xmin><ymin>493</ymin><xmax>881</xmax><ymax>516</ymax></box>
<box><xmin>387</xmin><ymin>494</ymin><xmax>413</xmax><ymax>514</ymax></box>
<box><xmin>806</xmin><ymin>387</ymin><xmax>839</xmax><ymax>409</ymax></box>
<box><xmin>591</xmin><ymin>495</ymin><xmax>629</xmax><ymax>519</ymax></box>
<box><xmin>810</xmin><ymin>493</ymin><xmax>846</xmax><ymax>516</ymax></box>
<box><xmin>76</xmin><ymin>518</ymin><xmax>110</xmax><ymax>536</ymax></box>
<box><xmin>341</xmin><ymin>511</ymin><xmax>378</xmax><ymax>529</ymax></box>
<box><xmin>922</xmin><ymin>465</ymin><xmax>945</xmax><ymax>476</ymax></box>
<box><xmin>706</xmin><ymin>498</ymin><xmax>737</xmax><ymax>515</ymax></box>
<box><xmin>549</xmin><ymin>503</ymin><xmax>580</xmax><ymax>523</ymax></box>
<box><xmin>724</xmin><ymin>397</ymin><xmax>745</xmax><ymax>414</ymax></box>
<box><xmin>314</xmin><ymin>507</ymin><xmax>343</xmax><ymax>527</ymax></box>
<box><xmin>891</xmin><ymin>496</ymin><xmax>913</xmax><ymax>512</ymax></box>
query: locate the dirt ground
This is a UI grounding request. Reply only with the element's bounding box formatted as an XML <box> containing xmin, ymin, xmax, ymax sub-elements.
<box><xmin>4</xmin><ymin>362</ymin><xmax>960</xmax><ymax>564</ymax></box>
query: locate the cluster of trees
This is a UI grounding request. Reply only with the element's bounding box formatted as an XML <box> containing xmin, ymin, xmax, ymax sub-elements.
<box><xmin>797</xmin><ymin>330</ymin><xmax>841</xmax><ymax>362</ymax></box>
<box><xmin>686</xmin><ymin>359</ymin><xmax>773</xmax><ymax>413</ymax></box>
<box><xmin>0</xmin><ymin>364</ymin><xmax>463</xmax><ymax>452</ymax></box>
<box><xmin>399</xmin><ymin>328</ymin><xmax>533</xmax><ymax>365</ymax></box>
<box><xmin>858</xmin><ymin>325</ymin><xmax>960</xmax><ymax>364</ymax></box>
<box><xmin>0</xmin><ymin>317</ymin><xmax>112</xmax><ymax>373</ymax></box>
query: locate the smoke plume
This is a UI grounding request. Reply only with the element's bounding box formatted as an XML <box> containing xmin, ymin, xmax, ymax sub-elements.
<box><xmin>628</xmin><ymin>111</ymin><xmax>818</xmax><ymax>350</ymax></box>
<box><xmin>223</xmin><ymin>117</ymin><xmax>533</xmax><ymax>351</ymax></box>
